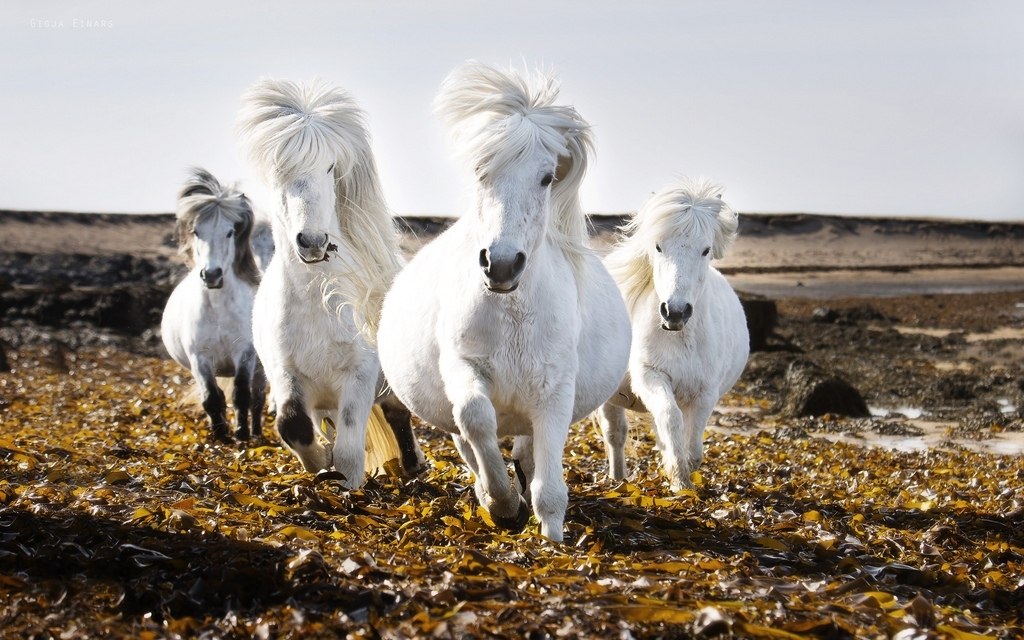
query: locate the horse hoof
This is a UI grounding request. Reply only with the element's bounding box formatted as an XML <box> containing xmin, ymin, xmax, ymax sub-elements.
<box><xmin>211</xmin><ymin>429</ymin><xmax>232</xmax><ymax>444</ymax></box>
<box><xmin>490</xmin><ymin>497</ymin><xmax>531</xmax><ymax>532</ymax></box>
<box><xmin>234</xmin><ymin>429</ymin><xmax>250</xmax><ymax>442</ymax></box>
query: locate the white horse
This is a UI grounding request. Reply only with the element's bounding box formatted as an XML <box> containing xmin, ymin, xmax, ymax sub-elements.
<box><xmin>598</xmin><ymin>178</ymin><xmax>749</xmax><ymax>491</ymax></box>
<box><xmin>161</xmin><ymin>168</ymin><xmax>266</xmax><ymax>442</ymax></box>
<box><xmin>236</xmin><ymin>78</ymin><xmax>424</xmax><ymax>488</ymax></box>
<box><xmin>377</xmin><ymin>62</ymin><xmax>631</xmax><ymax>542</ymax></box>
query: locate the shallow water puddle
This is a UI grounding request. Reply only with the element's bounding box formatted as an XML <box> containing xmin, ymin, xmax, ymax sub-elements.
<box><xmin>886</xmin><ymin>325</ymin><xmax>1024</xmax><ymax>342</ymax></box>
<box><xmin>710</xmin><ymin>407</ymin><xmax>1024</xmax><ymax>456</ymax></box>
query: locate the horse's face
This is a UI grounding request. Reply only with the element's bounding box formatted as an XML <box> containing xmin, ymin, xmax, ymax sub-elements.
<box><xmin>650</xmin><ymin>225</ymin><xmax>713</xmax><ymax>331</ymax></box>
<box><xmin>473</xmin><ymin>153</ymin><xmax>556</xmax><ymax>293</ymax></box>
<box><xmin>192</xmin><ymin>214</ymin><xmax>237</xmax><ymax>289</ymax></box>
<box><xmin>277</xmin><ymin>164</ymin><xmax>337</xmax><ymax>264</ymax></box>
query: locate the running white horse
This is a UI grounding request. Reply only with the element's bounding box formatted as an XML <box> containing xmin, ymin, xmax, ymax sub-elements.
<box><xmin>161</xmin><ymin>168</ymin><xmax>266</xmax><ymax>442</ymax></box>
<box><xmin>598</xmin><ymin>178</ymin><xmax>749</xmax><ymax>491</ymax></box>
<box><xmin>237</xmin><ymin>78</ymin><xmax>424</xmax><ymax>487</ymax></box>
<box><xmin>377</xmin><ymin>62</ymin><xmax>631</xmax><ymax>542</ymax></box>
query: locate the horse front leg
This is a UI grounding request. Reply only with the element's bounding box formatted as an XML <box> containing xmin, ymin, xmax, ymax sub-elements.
<box><xmin>330</xmin><ymin>368</ymin><xmax>378</xmax><ymax>490</ymax></box>
<box><xmin>272</xmin><ymin>371</ymin><xmax>331</xmax><ymax>473</ymax></box>
<box><xmin>529</xmin><ymin>386</ymin><xmax>574</xmax><ymax>542</ymax></box>
<box><xmin>634</xmin><ymin>368</ymin><xmax>689</xmax><ymax>491</ymax></box>
<box><xmin>597</xmin><ymin>402</ymin><xmax>629</xmax><ymax>481</ymax></box>
<box><xmin>442</xmin><ymin>357</ymin><xmax>528</xmax><ymax>531</ymax></box>
<box><xmin>191</xmin><ymin>358</ymin><xmax>230</xmax><ymax>443</ymax></box>
<box><xmin>681</xmin><ymin>394</ymin><xmax>716</xmax><ymax>481</ymax></box>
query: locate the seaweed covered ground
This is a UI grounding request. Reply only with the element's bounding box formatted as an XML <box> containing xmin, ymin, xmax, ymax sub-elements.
<box><xmin>1</xmin><ymin>290</ymin><xmax>1022</xmax><ymax>638</ymax></box>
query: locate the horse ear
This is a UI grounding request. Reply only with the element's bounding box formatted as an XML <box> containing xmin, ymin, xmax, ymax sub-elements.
<box><xmin>554</xmin><ymin>155</ymin><xmax>572</xmax><ymax>183</ymax></box>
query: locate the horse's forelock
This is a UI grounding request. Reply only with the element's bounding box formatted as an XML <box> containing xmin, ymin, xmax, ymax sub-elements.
<box><xmin>238</xmin><ymin>78</ymin><xmax>366</xmax><ymax>185</ymax></box>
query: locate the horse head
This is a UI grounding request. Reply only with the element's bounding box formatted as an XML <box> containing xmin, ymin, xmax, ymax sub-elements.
<box><xmin>176</xmin><ymin>168</ymin><xmax>257</xmax><ymax>289</ymax></box>
<box><xmin>435</xmin><ymin>62</ymin><xmax>592</xmax><ymax>293</ymax></box>
<box><xmin>237</xmin><ymin>78</ymin><xmax>374</xmax><ymax>265</ymax></box>
<box><xmin>645</xmin><ymin>179</ymin><xmax>737</xmax><ymax>330</ymax></box>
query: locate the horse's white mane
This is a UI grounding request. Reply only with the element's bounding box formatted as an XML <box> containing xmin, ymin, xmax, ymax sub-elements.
<box><xmin>434</xmin><ymin>61</ymin><xmax>593</xmax><ymax>284</ymax></box>
<box><xmin>606</xmin><ymin>177</ymin><xmax>738</xmax><ymax>314</ymax></box>
<box><xmin>176</xmin><ymin>167</ymin><xmax>261</xmax><ymax>286</ymax></box>
<box><xmin>236</xmin><ymin>78</ymin><xmax>404</xmax><ymax>337</ymax></box>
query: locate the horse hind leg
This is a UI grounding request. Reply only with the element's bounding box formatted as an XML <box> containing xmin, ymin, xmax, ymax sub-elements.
<box><xmin>378</xmin><ymin>395</ymin><xmax>426</xmax><ymax>476</ymax></box>
<box><xmin>232</xmin><ymin>366</ymin><xmax>252</xmax><ymax>441</ymax></box>
<box><xmin>250</xmin><ymin>360</ymin><xmax>267</xmax><ymax>439</ymax></box>
<box><xmin>511</xmin><ymin>435</ymin><xmax>534</xmax><ymax>504</ymax></box>
<box><xmin>193</xmin><ymin>360</ymin><xmax>230</xmax><ymax>443</ymax></box>
<box><xmin>597</xmin><ymin>403</ymin><xmax>629</xmax><ymax>481</ymax></box>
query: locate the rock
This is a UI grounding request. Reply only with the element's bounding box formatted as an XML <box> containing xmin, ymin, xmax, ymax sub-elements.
<box><xmin>740</xmin><ymin>294</ymin><xmax>777</xmax><ymax>352</ymax></box>
<box><xmin>779</xmin><ymin>358</ymin><xmax>869</xmax><ymax>418</ymax></box>
<box><xmin>812</xmin><ymin>307</ymin><xmax>839</xmax><ymax>323</ymax></box>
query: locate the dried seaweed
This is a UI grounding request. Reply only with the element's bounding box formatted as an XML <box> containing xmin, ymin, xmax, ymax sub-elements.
<box><xmin>1</xmin><ymin>346</ymin><xmax>1022</xmax><ymax>638</ymax></box>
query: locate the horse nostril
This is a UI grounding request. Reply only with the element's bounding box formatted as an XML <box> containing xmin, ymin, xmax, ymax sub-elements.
<box><xmin>200</xmin><ymin>268</ymin><xmax>207</xmax><ymax>281</ymax></box>
<box><xmin>660</xmin><ymin>302</ymin><xmax>670</xmax><ymax>321</ymax></box>
<box><xmin>511</xmin><ymin>252</ymin><xmax>526</xmax><ymax>277</ymax></box>
<box><xmin>682</xmin><ymin>303</ymin><xmax>693</xmax><ymax>320</ymax></box>
<box><xmin>479</xmin><ymin>248</ymin><xmax>490</xmax><ymax>271</ymax></box>
<box><xmin>296</xmin><ymin>233</ymin><xmax>311</xmax><ymax>249</ymax></box>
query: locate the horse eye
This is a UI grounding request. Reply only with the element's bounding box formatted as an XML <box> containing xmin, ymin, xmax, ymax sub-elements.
<box><xmin>702</xmin><ymin>247</ymin><xmax>710</xmax><ymax>256</ymax></box>
<box><xmin>655</xmin><ymin>244</ymin><xmax>662</xmax><ymax>253</ymax></box>
<box><xmin>540</xmin><ymin>173</ymin><xmax>554</xmax><ymax>187</ymax></box>
<box><xmin>327</xmin><ymin>163</ymin><xmax>335</xmax><ymax>174</ymax></box>
<box><xmin>227</xmin><ymin>230</ymin><xmax>234</xmax><ymax>238</ymax></box>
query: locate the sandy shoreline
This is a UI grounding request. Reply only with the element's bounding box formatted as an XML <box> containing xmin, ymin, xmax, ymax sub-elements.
<box><xmin>3</xmin><ymin>209</ymin><xmax>1023</xmax><ymax>299</ymax></box>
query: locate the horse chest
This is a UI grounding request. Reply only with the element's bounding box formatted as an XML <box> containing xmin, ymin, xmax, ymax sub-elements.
<box><xmin>451</xmin><ymin>294</ymin><xmax>577</xmax><ymax>407</ymax></box>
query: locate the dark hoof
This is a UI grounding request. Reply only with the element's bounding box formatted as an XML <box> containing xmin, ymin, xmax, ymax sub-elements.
<box><xmin>234</xmin><ymin>428</ymin><xmax>250</xmax><ymax>442</ymax></box>
<box><xmin>490</xmin><ymin>497</ymin><xmax>531</xmax><ymax>532</ymax></box>
<box><xmin>211</xmin><ymin>427</ymin><xmax>232</xmax><ymax>444</ymax></box>
<box><xmin>401</xmin><ymin>457</ymin><xmax>427</xmax><ymax>478</ymax></box>
<box><xmin>313</xmin><ymin>469</ymin><xmax>349</xmax><ymax>486</ymax></box>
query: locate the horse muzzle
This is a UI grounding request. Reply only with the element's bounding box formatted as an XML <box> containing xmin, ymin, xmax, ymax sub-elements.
<box><xmin>295</xmin><ymin>232</ymin><xmax>332</xmax><ymax>264</ymax></box>
<box><xmin>200</xmin><ymin>268</ymin><xmax>224</xmax><ymax>289</ymax></box>
<box><xmin>660</xmin><ymin>301</ymin><xmax>693</xmax><ymax>331</ymax></box>
<box><xmin>480</xmin><ymin>247</ymin><xmax>526</xmax><ymax>294</ymax></box>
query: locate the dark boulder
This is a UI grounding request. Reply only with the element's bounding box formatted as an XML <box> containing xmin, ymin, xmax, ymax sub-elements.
<box><xmin>739</xmin><ymin>294</ymin><xmax>778</xmax><ymax>352</ymax></box>
<box><xmin>779</xmin><ymin>358</ymin><xmax>869</xmax><ymax>418</ymax></box>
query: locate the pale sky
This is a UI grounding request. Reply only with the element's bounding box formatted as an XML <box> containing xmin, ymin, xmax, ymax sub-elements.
<box><xmin>2</xmin><ymin>1</ymin><xmax>1023</xmax><ymax>219</ymax></box>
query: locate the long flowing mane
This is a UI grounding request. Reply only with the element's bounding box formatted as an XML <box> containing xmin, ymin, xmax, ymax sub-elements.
<box><xmin>236</xmin><ymin>78</ymin><xmax>405</xmax><ymax>336</ymax></box>
<box><xmin>605</xmin><ymin>177</ymin><xmax>738</xmax><ymax>314</ymax></box>
<box><xmin>175</xmin><ymin>167</ymin><xmax>261</xmax><ymax>286</ymax></box>
<box><xmin>433</xmin><ymin>62</ymin><xmax>593</xmax><ymax>284</ymax></box>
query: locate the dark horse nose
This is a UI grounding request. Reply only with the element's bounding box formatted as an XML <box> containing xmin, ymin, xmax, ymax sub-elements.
<box><xmin>296</xmin><ymin>232</ymin><xmax>327</xmax><ymax>250</ymax></box>
<box><xmin>200</xmin><ymin>267</ymin><xmax>223</xmax><ymax>288</ymax></box>
<box><xmin>659</xmin><ymin>301</ymin><xmax>693</xmax><ymax>329</ymax></box>
<box><xmin>479</xmin><ymin>248</ymin><xmax>527</xmax><ymax>292</ymax></box>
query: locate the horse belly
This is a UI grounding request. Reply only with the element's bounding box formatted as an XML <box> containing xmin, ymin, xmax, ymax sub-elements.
<box><xmin>573</xmin><ymin>256</ymin><xmax>632</xmax><ymax>421</ymax></box>
<box><xmin>378</xmin><ymin>247</ymin><xmax>454</xmax><ymax>431</ymax></box>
